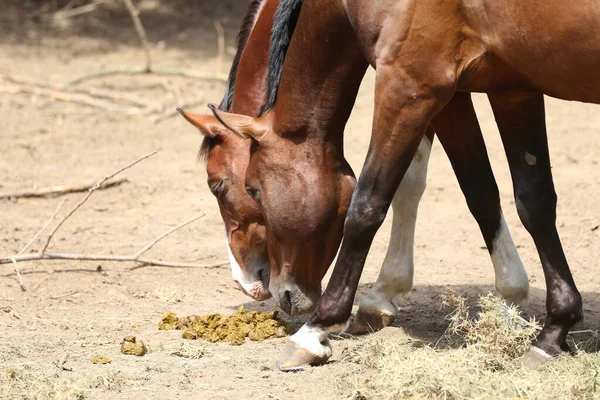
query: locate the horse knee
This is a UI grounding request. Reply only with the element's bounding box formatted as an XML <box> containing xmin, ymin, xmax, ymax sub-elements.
<box><xmin>514</xmin><ymin>186</ymin><xmax>557</xmax><ymax>235</ymax></box>
<box><xmin>345</xmin><ymin>196</ymin><xmax>388</xmax><ymax>240</ymax></box>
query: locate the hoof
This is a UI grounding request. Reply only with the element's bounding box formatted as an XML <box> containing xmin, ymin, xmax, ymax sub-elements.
<box><xmin>348</xmin><ymin>305</ymin><xmax>397</xmax><ymax>335</ymax></box>
<box><xmin>277</xmin><ymin>340</ymin><xmax>331</xmax><ymax>372</ymax></box>
<box><xmin>520</xmin><ymin>346</ymin><xmax>554</xmax><ymax>369</ymax></box>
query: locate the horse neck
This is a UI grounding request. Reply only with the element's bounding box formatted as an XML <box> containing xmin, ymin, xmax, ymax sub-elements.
<box><xmin>230</xmin><ymin>0</ymin><xmax>280</xmax><ymax>116</ymax></box>
<box><xmin>272</xmin><ymin>0</ymin><xmax>368</xmax><ymax>154</ymax></box>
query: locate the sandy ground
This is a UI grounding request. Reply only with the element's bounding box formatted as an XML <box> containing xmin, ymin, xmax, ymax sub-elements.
<box><xmin>1</xmin><ymin>1</ymin><xmax>599</xmax><ymax>399</ymax></box>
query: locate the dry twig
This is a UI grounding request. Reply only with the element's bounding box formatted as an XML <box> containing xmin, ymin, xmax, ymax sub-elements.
<box><xmin>0</xmin><ymin>73</ymin><xmax>162</xmax><ymax>114</ymax></box>
<box><xmin>123</xmin><ymin>0</ymin><xmax>152</xmax><ymax>73</ymax></box>
<box><xmin>0</xmin><ymin>150</ymin><xmax>228</xmax><ymax>289</ymax></box>
<box><xmin>49</xmin><ymin>1</ymin><xmax>101</xmax><ymax>20</ymax></box>
<box><xmin>41</xmin><ymin>150</ymin><xmax>158</xmax><ymax>254</ymax></box>
<box><xmin>65</xmin><ymin>68</ymin><xmax>228</xmax><ymax>88</ymax></box>
<box><xmin>18</xmin><ymin>200</ymin><xmax>66</xmax><ymax>256</ymax></box>
<box><xmin>0</xmin><ymin>179</ymin><xmax>127</xmax><ymax>200</ymax></box>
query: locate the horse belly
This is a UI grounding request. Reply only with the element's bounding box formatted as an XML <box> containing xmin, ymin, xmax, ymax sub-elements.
<box><xmin>470</xmin><ymin>0</ymin><xmax>600</xmax><ymax>102</ymax></box>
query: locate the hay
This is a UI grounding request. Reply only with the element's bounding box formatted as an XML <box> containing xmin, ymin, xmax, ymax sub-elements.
<box><xmin>158</xmin><ymin>306</ymin><xmax>287</xmax><ymax>345</ymax></box>
<box><xmin>441</xmin><ymin>292</ymin><xmax>539</xmax><ymax>368</ymax></box>
<box><xmin>348</xmin><ymin>293</ymin><xmax>600</xmax><ymax>399</ymax></box>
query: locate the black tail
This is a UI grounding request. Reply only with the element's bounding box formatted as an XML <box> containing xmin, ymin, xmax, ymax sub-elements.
<box><xmin>260</xmin><ymin>0</ymin><xmax>304</xmax><ymax>116</ymax></box>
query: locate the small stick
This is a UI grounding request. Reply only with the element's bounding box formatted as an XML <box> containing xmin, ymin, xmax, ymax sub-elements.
<box><xmin>0</xmin><ymin>179</ymin><xmax>127</xmax><ymax>201</ymax></box>
<box><xmin>10</xmin><ymin>257</ymin><xmax>26</xmax><ymax>292</ymax></box>
<box><xmin>134</xmin><ymin>214</ymin><xmax>206</xmax><ymax>258</ymax></box>
<box><xmin>50</xmin><ymin>2</ymin><xmax>99</xmax><ymax>19</ymax></box>
<box><xmin>40</xmin><ymin>150</ymin><xmax>159</xmax><ymax>254</ymax></box>
<box><xmin>0</xmin><ymin>253</ymin><xmax>228</xmax><ymax>269</ymax></box>
<box><xmin>123</xmin><ymin>0</ymin><xmax>152</xmax><ymax>73</ymax></box>
<box><xmin>33</xmin><ymin>275</ymin><xmax>50</xmax><ymax>292</ymax></box>
<box><xmin>65</xmin><ymin>68</ymin><xmax>228</xmax><ymax>88</ymax></box>
<box><xmin>49</xmin><ymin>291</ymin><xmax>80</xmax><ymax>300</ymax></box>
<box><xmin>18</xmin><ymin>200</ymin><xmax>65</xmax><ymax>256</ymax></box>
<box><xmin>0</xmin><ymin>73</ymin><xmax>160</xmax><ymax>113</ymax></box>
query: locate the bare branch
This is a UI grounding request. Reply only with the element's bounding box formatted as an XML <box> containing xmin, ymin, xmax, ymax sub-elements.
<box><xmin>123</xmin><ymin>0</ymin><xmax>152</xmax><ymax>73</ymax></box>
<box><xmin>17</xmin><ymin>200</ymin><xmax>66</xmax><ymax>256</ymax></box>
<box><xmin>40</xmin><ymin>150</ymin><xmax>159</xmax><ymax>254</ymax></box>
<box><xmin>0</xmin><ymin>150</ymin><xmax>229</xmax><ymax>280</ymax></box>
<box><xmin>50</xmin><ymin>2</ymin><xmax>100</xmax><ymax>19</ymax></box>
<box><xmin>134</xmin><ymin>214</ymin><xmax>206</xmax><ymax>258</ymax></box>
<box><xmin>0</xmin><ymin>253</ymin><xmax>228</xmax><ymax>270</ymax></box>
<box><xmin>65</xmin><ymin>68</ymin><xmax>228</xmax><ymax>88</ymax></box>
<box><xmin>0</xmin><ymin>179</ymin><xmax>127</xmax><ymax>201</ymax></box>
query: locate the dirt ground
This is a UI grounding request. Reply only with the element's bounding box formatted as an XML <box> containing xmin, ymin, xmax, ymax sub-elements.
<box><xmin>1</xmin><ymin>1</ymin><xmax>599</xmax><ymax>399</ymax></box>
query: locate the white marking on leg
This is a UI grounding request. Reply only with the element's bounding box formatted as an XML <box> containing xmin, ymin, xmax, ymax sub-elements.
<box><xmin>291</xmin><ymin>325</ymin><xmax>333</xmax><ymax>358</ymax></box>
<box><xmin>491</xmin><ymin>214</ymin><xmax>529</xmax><ymax>304</ymax></box>
<box><xmin>359</xmin><ymin>137</ymin><xmax>432</xmax><ymax>314</ymax></box>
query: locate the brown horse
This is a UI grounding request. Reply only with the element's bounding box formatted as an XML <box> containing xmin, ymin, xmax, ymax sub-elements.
<box><xmin>182</xmin><ymin>0</ymin><xmax>528</xmax><ymax>318</ymax></box>
<box><xmin>209</xmin><ymin>0</ymin><xmax>597</xmax><ymax>369</ymax></box>
<box><xmin>179</xmin><ymin>0</ymin><xmax>280</xmax><ymax>301</ymax></box>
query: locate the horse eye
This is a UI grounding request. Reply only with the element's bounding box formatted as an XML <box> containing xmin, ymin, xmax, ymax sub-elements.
<box><xmin>245</xmin><ymin>187</ymin><xmax>260</xmax><ymax>202</ymax></box>
<box><xmin>211</xmin><ymin>180</ymin><xmax>225</xmax><ymax>197</ymax></box>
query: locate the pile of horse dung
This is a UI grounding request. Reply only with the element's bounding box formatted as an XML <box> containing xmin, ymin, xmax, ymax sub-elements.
<box><xmin>158</xmin><ymin>306</ymin><xmax>287</xmax><ymax>345</ymax></box>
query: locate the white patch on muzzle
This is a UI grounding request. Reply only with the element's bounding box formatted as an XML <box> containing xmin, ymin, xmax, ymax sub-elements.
<box><xmin>225</xmin><ymin>236</ymin><xmax>267</xmax><ymax>299</ymax></box>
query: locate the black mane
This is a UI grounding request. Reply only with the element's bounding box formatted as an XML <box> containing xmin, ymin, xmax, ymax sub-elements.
<box><xmin>219</xmin><ymin>0</ymin><xmax>266</xmax><ymax>112</ymax></box>
<box><xmin>260</xmin><ymin>0</ymin><xmax>304</xmax><ymax>116</ymax></box>
<box><xmin>200</xmin><ymin>0</ymin><xmax>304</xmax><ymax>161</ymax></box>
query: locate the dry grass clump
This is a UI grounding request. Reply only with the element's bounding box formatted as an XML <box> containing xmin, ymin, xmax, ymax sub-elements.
<box><xmin>441</xmin><ymin>292</ymin><xmax>539</xmax><ymax>368</ymax></box>
<box><xmin>158</xmin><ymin>306</ymin><xmax>287</xmax><ymax>345</ymax></box>
<box><xmin>1</xmin><ymin>365</ymin><xmax>84</xmax><ymax>400</ymax></box>
<box><xmin>350</xmin><ymin>293</ymin><xmax>600</xmax><ymax>399</ymax></box>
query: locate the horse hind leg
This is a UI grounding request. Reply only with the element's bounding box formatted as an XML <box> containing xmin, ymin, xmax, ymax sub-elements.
<box><xmin>350</xmin><ymin>130</ymin><xmax>433</xmax><ymax>334</ymax></box>
<box><xmin>434</xmin><ymin>92</ymin><xmax>529</xmax><ymax>306</ymax></box>
<box><xmin>489</xmin><ymin>90</ymin><xmax>582</xmax><ymax>361</ymax></box>
<box><xmin>349</xmin><ymin>92</ymin><xmax>530</xmax><ymax>334</ymax></box>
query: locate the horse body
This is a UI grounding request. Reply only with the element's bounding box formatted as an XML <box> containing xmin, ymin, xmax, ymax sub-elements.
<box><xmin>209</xmin><ymin>0</ymin><xmax>598</xmax><ymax>369</ymax></box>
<box><xmin>461</xmin><ymin>0</ymin><xmax>600</xmax><ymax>101</ymax></box>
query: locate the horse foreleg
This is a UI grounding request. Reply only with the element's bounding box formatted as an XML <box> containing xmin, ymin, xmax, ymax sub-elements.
<box><xmin>278</xmin><ymin>63</ymin><xmax>454</xmax><ymax>371</ymax></box>
<box><xmin>349</xmin><ymin>130</ymin><xmax>433</xmax><ymax>334</ymax></box>
<box><xmin>434</xmin><ymin>92</ymin><xmax>529</xmax><ymax>305</ymax></box>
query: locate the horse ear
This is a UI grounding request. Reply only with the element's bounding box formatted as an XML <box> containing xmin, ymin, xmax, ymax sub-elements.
<box><xmin>177</xmin><ymin>108</ymin><xmax>222</xmax><ymax>138</ymax></box>
<box><xmin>208</xmin><ymin>104</ymin><xmax>267</xmax><ymax>141</ymax></box>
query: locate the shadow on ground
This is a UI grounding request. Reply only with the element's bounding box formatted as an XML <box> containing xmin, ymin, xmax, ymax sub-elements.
<box><xmin>234</xmin><ymin>283</ymin><xmax>600</xmax><ymax>351</ymax></box>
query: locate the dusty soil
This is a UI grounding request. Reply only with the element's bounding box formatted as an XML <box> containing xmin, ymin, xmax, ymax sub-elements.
<box><xmin>1</xmin><ymin>1</ymin><xmax>599</xmax><ymax>399</ymax></box>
